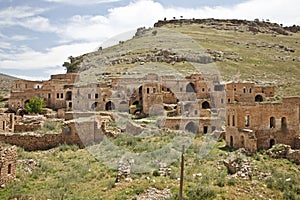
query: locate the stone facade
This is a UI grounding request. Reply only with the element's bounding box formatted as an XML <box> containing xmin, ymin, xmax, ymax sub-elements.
<box><xmin>0</xmin><ymin>145</ymin><xmax>17</xmax><ymax>186</ymax></box>
<box><xmin>225</xmin><ymin>82</ymin><xmax>300</xmax><ymax>152</ymax></box>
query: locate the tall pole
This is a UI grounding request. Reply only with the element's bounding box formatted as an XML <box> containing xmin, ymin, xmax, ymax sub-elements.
<box><xmin>179</xmin><ymin>145</ymin><xmax>185</xmax><ymax>200</ymax></box>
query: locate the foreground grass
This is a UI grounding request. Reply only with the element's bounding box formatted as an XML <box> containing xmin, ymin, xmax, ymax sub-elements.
<box><xmin>1</xmin><ymin>133</ymin><xmax>300</xmax><ymax>200</ymax></box>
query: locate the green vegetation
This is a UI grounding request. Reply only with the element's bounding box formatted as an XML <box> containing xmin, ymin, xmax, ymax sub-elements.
<box><xmin>37</xmin><ymin>119</ymin><xmax>62</xmax><ymax>134</ymax></box>
<box><xmin>1</xmin><ymin>135</ymin><xmax>300</xmax><ymax>199</ymax></box>
<box><xmin>62</xmin><ymin>56</ymin><xmax>81</xmax><ymax>73</ymax></box>
<box><xmin>25</xmin><ymin>97</ymin><xmax>46</xmax><ymax>114</ymax></box>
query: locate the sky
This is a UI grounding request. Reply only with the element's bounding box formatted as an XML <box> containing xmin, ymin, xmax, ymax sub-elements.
<box><xmin>0</xmin><ymin>0</ymin><xmax>299</xmax><ymax>80</ymax></box>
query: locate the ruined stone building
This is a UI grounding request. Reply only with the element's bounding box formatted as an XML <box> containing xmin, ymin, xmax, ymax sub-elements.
<box><xmin>7</xmin><ymin>72</ymin><xmax>300</xmax><ymax>152</ymax></box>
<box><xmin>8</xmin><ymin>72</ymin><xmax>225</xmax><ymax>135</ymax></box>
<box><xmin>9</xmin><ymin>73</ymin><xmax>77</xmax><ymax>112</ymax></box>
<box><xmin>0</xmin><ymin>145</ymin><xmax>17</xmax><ymax>186</ymax></box>
<box><xmin>225</xmin><ymin>82</ymin><xmax>300</xmax><ymax>152</ymax></box>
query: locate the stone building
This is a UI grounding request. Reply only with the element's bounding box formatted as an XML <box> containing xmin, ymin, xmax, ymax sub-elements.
<box><xmin>9</xmin><ymin>73</ymin><xmax>77</xmax><ymax>112</ymax></box>
<box><xmin>225</xmin><ymin>82</ymin><xmax>300</xmax><ymax>152</ymax></box>
<box><xmin>0</xmin><ymin>145</ymin><xmax>17</xmax><ymax>186</ymax></box>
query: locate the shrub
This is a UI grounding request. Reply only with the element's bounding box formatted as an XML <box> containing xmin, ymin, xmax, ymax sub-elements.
<box><xmin>227</xmin><ymin>178</ymin><xmax>236</xmax><ymax>186</ymax></box>
<box><xmin>153</xmin><ymin>170</ymin><xmax>160</xmax><ymax>177</ymax></box>
<box><xmin>25</xmin><ymin>97</ymin><xmax>46</xmax><ymax>114</ymax></box>
<box><xmin>186</xmin><ymin>185</ymin><xmax>216</xmax><ymax>200</ymax></box>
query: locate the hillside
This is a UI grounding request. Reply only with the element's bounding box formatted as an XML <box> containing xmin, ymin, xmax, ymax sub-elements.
<box><xmin>0</xmin><ymin>73</ymin><xmax>20</xmax><ymax>98</ymax></box>
<box><xmin>73</xmin><ymin>18</ymin><xmax>300</xmax><ymax>97</ymax></box>
<box><xmin>1</xmin><ymin>19</ymin><xmax>300</xmax><ymax>200</ymax></box>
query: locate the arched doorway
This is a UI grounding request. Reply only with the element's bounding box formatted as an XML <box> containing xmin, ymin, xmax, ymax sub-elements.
<box><xmin>230</xmin><ymin>136</ymin><xmax>233</xmax><ymax>147</ymax></box>
<box><xmin>66</xmin><ymin>91</ymin><xmax>72</xmax><ymax>100</ymax></box>
<box><xmin>185</xmin><ymin>121</ymin><xmax>198</xmax><ymax>133</ymax></box>
<box><xmin>240</xmin><ymin>135</ymin><xmax>245</xmax><ymax>147</ymax></box>
<box><xmin>270</xmin><ymin>117</ymin><xmax>276</xmax><ymax>128</ymax></box>
<box><xmin>270</xmin><ymin>139</ymin><xmax>275</xmax><ymax>148</ymax></box>
<box><xmin>105</xmin><ymin>101</ymin><xmax>115</xmax><ymax>111</ymax></box>
<box><xmin>202</xmin><ymin>101</ymin><xmax>210</xmax><ymax>109</ymax></box>
<box><xmin>255</xmin><ymin>95</ymin><xmax>263</xmax><ymax>102</ymax></box>
<box><xmin>91</xmin><ymin>102</ymin><xmax>98</xmax><ymax>110</ymax></box>
<box><xmin>281</xmin><ymin>117</ymin><xmax>287</xmax><ymax>130</ymax></box>
<box><xmin>186</xmin><ymin>83</ymin><xmax>196</xmax><ymax>93</ymax></box>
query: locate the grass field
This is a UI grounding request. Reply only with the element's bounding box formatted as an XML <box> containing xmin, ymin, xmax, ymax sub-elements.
<box><xmin>1</xmin><ymin>134</ymin><xmax>300</xmax><ymax>199</ymax></box>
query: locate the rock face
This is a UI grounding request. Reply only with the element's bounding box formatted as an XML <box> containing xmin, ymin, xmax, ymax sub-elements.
<box><xmin>266</xmin><ymin>144</ymin><xmax>300</xmax><ymax>164</ymax></box>
<box><xmin>137</xmin><ymin>187</ymin><xmax>172</xmax><ymax>200</ymax></box>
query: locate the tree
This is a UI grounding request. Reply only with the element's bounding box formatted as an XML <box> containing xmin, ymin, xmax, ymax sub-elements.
<box><xmin>62</xmin><ymin>56</ymin><xmax>80</xmax><ymax>73</ymax></box>
<box><xmin>25</xmin><ymin>97</ymin><xmax>46</xmax><ymax>114</ymax></box>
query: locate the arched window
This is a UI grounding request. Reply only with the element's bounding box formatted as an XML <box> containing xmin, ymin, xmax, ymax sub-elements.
<box><xmin>255</xmin><ymin>95</ymin><xmax>263</xmax><ymax>102</ymax></box>
<box><xmin>202</xmin><ymin>101</ymin><xmax>210</xmax><ymax>109</ymax></box>
<box><xmin>281</xmin><ymin>117</ymin><xmax>287</xmax><ymax>130</ymax></box>
<box><xmin>243</xmin><ymin>87</ymin><xmax>246</xmax><ymax>93</ymax></box>
<box><xmin>249</xmin><ymin>88</ymin><xmax>252</xmax><ymax>93</ymax></box>
<box><xmin>270</xmin><ymin>117</ymin><xmax>276</xmax><ymax>128</ymax></box>
<box><xmin>185</xmin><ymin>121</ymin><xmax>198</xmax><ymax>133</ymax></box>
<box><xmin>105</xmin><ymin>101</ymin><xmax>115</xmax><ymax>110</ymax></box>
<box><xmin>245</xmin><ymin>115</ymin><xmax>250</xmax><ymax>127</ymax></box>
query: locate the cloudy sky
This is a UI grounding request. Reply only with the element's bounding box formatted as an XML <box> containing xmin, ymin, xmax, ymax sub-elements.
<box><xmin>0</xmin><ymin>0</ymin><xmax>299</xmax><ymax>80</ymax></box>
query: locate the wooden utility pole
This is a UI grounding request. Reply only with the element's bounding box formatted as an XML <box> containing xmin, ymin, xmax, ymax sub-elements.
<box><xmin>179</xmin><ymin>145</ymin><xmax>185</xmax><ymax>200</ymax></box>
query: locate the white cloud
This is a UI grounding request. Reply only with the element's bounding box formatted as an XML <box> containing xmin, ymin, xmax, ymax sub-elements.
<box><xmin>20</xmin><ymin>16</ymin><xmax>58</xmax><ymax>32</ymax></box>
<box><xmin>44</xmin><ymin>0</ymin><xmax>121</xmax><ymax>5</ymax></box>
<box><xmin>0</xmin><ymin>42</ymin><xmax>100</xmax><ymax>70</ymax></box>
<box><xmin>0</xmin><ymin>6</ymin><xmax>45</xmax><ymax>26</ymax></box>
<box><xmin>57</xmin><ymin>0</ymin><xmax>300</xmax><ymax>43</ymax></box>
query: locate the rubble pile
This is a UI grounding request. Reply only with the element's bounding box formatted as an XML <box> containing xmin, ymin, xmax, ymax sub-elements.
<box><xmin>138</xmin><ymin>187</ymin><xmax>172</xmax><ymax>200</ymax></box>
<box><xmin>224</xmin><ymin>156</ymin><xmax>253</xmax><ymax>179</ymax></box>
<box><xmin>158</xmin><ymin>162</ymin><xmax>171</xmax><ymax>176</ymax></box>
<box><xmin>115</xmin><ymin>159</ymin><xmax>133</xmax><ymax>182</ymax></box>
<box><xmin>17</xmin><ymin>159</ymin><xmax>39</xmax><ymax>175</ymax></box>
<box><xmin>267</xmin><ymin>144</ymin><xmax>300</xmax><ymax>165</ymax></box>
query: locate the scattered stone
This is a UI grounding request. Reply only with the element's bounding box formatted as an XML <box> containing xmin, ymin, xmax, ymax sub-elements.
<box><xmin>137</xmin><ymin>187</ymin><xmax>172</xmax><ymax>200</ymax></box>
<box><xmin>267</xmin><ymin>144</ymin><xmax>300</xmax><ymax>165</ymax></box>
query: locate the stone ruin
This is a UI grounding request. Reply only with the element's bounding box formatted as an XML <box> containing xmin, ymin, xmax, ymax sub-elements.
<box><xmin>0</xmin><ymin>145</ymin><xmax>17</xmax><ymax>187</ymax></box>
<box><xmin>266</xmin><ymin>144</ymin><xmax>300</xmax><ymax>165</ymax></box>
<box><xmin>115</xmin><ymin>159</ymin><xmax>134</xmax><ymax>183</ymax></box>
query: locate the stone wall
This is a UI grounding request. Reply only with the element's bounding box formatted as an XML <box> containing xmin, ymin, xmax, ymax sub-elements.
<box><xmin>0</xmin><ymin>145</ymin><xmax>17</xmax><ymax>186</ymax></box>
<box><xmin>0</xmin><ymin>133</ymin><xmax>63</xmax><ymax>151</ymax></box>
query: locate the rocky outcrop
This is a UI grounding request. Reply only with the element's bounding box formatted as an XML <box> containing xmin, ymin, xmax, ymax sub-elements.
<box><xmin>154</xmin><ymin>18</ymin><xmax>293</xmax><ymax>36</ymax></box>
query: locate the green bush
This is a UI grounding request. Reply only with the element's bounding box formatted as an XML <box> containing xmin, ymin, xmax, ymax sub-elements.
<box><xmin>227</xmin><ymin>178</ymin><xmax>236</xmax><ymax>186</ymax></box>
<box><xmin>186</xmin><ymin>185</ymin><xmax>216</xmax><ymax>200</ymax></box>
<box><xmin>25</xmin><ymin>97</ymin><xmax>46</xmax><ymax>114</ymax></box>
<box><xmin>153</xmin><ymin>170</ymin><xmax>160</xmax><ymax>177</ymax></box>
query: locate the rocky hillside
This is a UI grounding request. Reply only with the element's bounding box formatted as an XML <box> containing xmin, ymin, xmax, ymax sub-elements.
<box><xmin>0</xmin><ymin>73</ymin><xmax>20</xmax><ymax>98</ymax></box>
<box><xmin>73</xmin><ymin>18</ymin><xmax>300</xmax><ymax>97</ymax></box>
